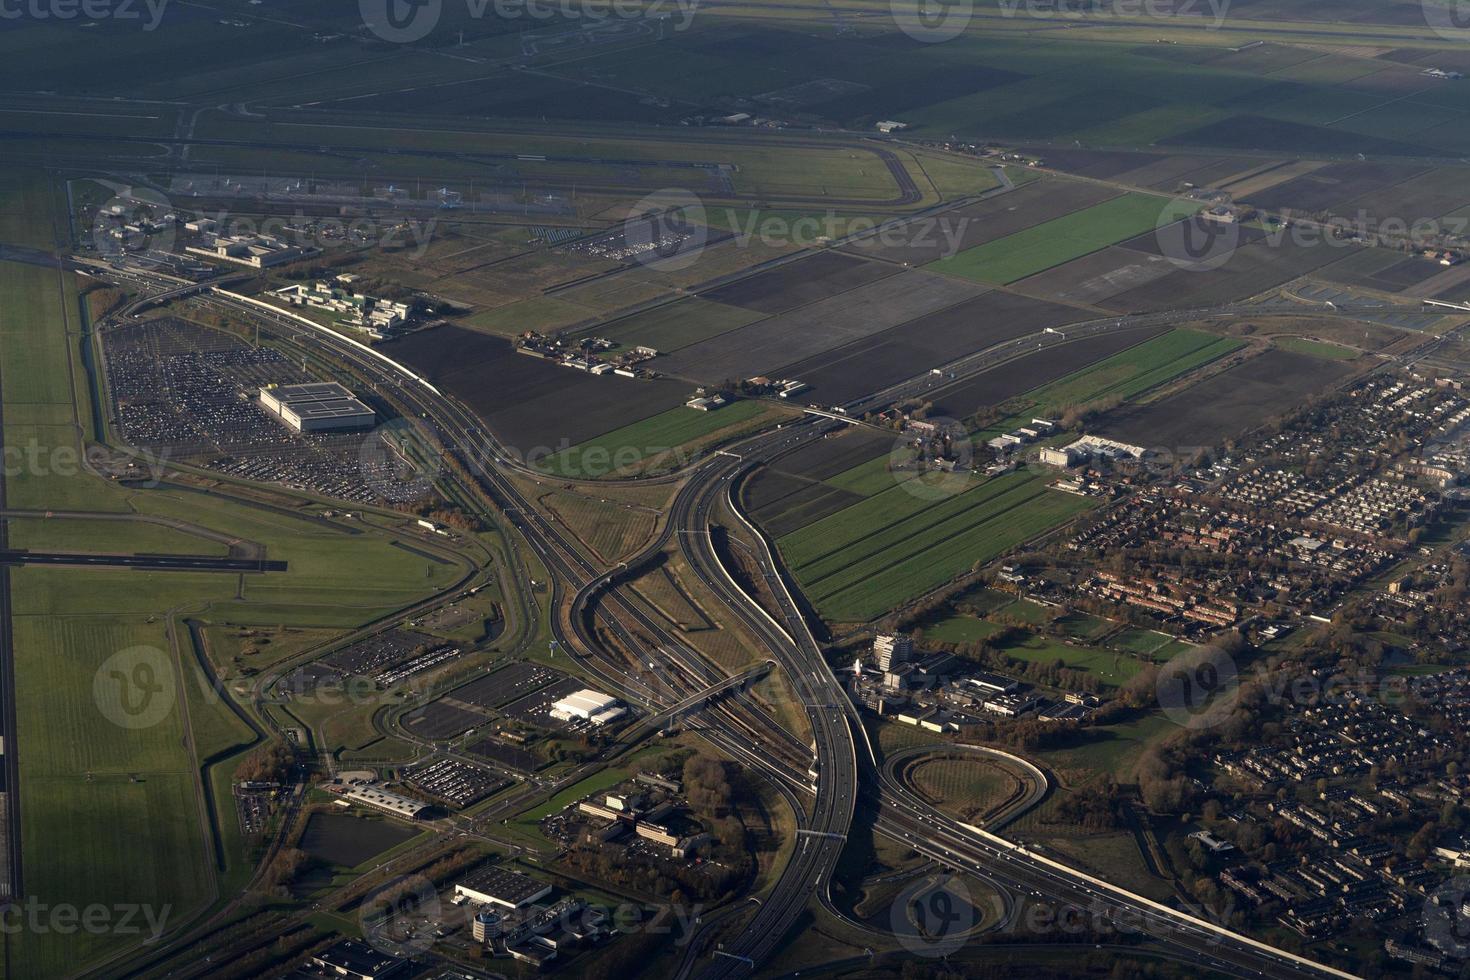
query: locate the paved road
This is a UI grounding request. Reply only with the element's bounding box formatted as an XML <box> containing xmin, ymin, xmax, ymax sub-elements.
<box><xmin>105</xmin><ymin>263</ymin><xmax>1360</xmax><ymax>980</ymax></box>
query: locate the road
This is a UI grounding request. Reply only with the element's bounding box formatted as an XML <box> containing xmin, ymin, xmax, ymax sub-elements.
<box><xmin>103</xmin><ymin>263</ymin><xmax>1363</xmax><ymax>979</ymax></box>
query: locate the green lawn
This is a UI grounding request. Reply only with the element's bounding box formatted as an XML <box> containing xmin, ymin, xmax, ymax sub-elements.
<box><xmin>932</xmin><ymin>193</ymin><xmax>1200</xmax><ymax>284</ymax></box>
<box><xmin>923</xmin><ymin>614</ymin><xmax>1004</xmax><ymax>645</ymax></box>
<box><xmin>538</xmin><ymin>400</ymin><xmax>767</xmax><ymax>478</ymax></box>
<box><xmin>994</xmin><ymin>598</ymin><xmax>1056</xmax><ymax>626</ymax></box>
<box><xmin>995</xmin><ymin>631</ymin><xmax>1142</xmax><ymax>688</ymax></box>
<box><xmin>1113</xmin><ymin>628</ymin><xmax>1174</xmax><ymax>657</ymax></box>
<box><xmin>1056</xmin><ymin>612</ymin><xmax>1111</xmax><ymax>640</ymax></box>
<box><xmin>516</xmin><ymin>767</ymin><xmax>630</xmax><ymax>825</ymax></box>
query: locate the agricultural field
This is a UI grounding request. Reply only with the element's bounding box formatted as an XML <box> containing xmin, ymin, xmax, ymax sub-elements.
<box><xmin>380</xmin><ymin>325</ymin><xmax>692</xmax><ymax>453</ymax></box>
<box><xmin>743</xmin><ymin>428</ymin><xmax>898</xmax><ymax>536</ymax></box>
<box><xmin>776</xmin><ymin>289</ymin><xmax>1082</xmax><ymax>406</ymax></box>
<box><xmin>932</xmin><ymin>194</ymin><xmax>1200</xmax><ymax>285</ymax></box>
<box><xmin>1097</xmin><ymin>348</ymin><xmax>1358</xmax><ymax>448</ymax></box>
<box><xmin>924</xmin><ymin>325</ymin><xmax>1172</xmax><ymax>421</ymax></box>
<box><xmin>840</xmin><ymin>179</ymin><xmax>1120</xmax><ymax>266</ymax></box>
<box><xmin>776</xmin><ymin>471</ymin><xmax>1093</xmax><ymax>622</ymax></box>
<box><xmin>978</xmin><ymin>329</ymin><xmax>1245</xmax><ymax>431</ymax></box>
<box><xmin>535</xmin><ymin>399</ymin><xmax>777</xmax><ymax>478</ymax></box>
<box><xmin>587</xmin><ymin>298</ymin><xmax>764</xmax><ymax>354</ymax></box>
<box><xmin>661</xmin><ymin>268</ymin><xmax>986</xmax><ymax>384</ymax></box>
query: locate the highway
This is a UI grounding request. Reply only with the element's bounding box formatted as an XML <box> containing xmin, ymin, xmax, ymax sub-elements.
<box><xmin>105</xmin><ymin>263</ymin><xmax>1362</xmax><ymax>979</ymax></box>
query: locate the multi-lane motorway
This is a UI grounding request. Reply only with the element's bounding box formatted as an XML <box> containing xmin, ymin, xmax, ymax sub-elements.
<box><xmin>106</xmin><ymin>263</ymin><xmax>1362</xmax><ymax>979</ymax></box>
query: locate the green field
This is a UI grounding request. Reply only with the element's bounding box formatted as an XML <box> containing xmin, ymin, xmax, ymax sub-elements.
<box><xmin>0</xmin><ymin>176</ymin><xmax>473</xmax><ymax>974</ymax></box>
<box><xmin>924</xmin><ymin>613</ymin><xmax>1140</xmax><ymax>687</ymax></box>
<box><xmin>932</xmin><ymin>194</ymin><xmax>1201</xmax><ymax>284</ymax></box>
<box><xmin>517</xmin><ymin>767</ymin><xmax>631</xmax><ymax>826</ymax></box>
<box><xmin>823</xmin><ymin>453</ymin><xmax>909</xmax><ymax>497</ymax></box>
<box><xmin>995</xmin><ymin>329</ymin><xmax>1245</xmax><ymax>425</ymax></box>
<box><xmin>923</xmin><ymin>614</ymin><xmax>1005</xmax><ymax>645</ymax></box>
<box><xmin>779</xmin><ymin>472</ymin><xmax>1094</xmax><ymax>622</ymax></box>
<box><xmin>994</xmin><ymin>631</ymin><xmax>1142</xmax><ymax>687</ymax></box>
<box><xmin>1112</xmin><ymin>628</ymin><xmax>1175</xmax><ymax>657</ymax></box>
<box><xmin>538</xmin><ymin>400</ymin><xmax>769</xmax><ymax>478</ymax></box>
<box><xmin>1273</xmin><ymin>336</ymin><xmax>1360</xmax><ymax>361</ymax></box>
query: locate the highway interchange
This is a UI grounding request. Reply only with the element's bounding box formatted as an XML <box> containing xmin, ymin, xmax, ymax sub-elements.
<box><xmin>91</xmin><ymin>261</ymin><xmax>1378</xmax><ymax>979</ymax></box>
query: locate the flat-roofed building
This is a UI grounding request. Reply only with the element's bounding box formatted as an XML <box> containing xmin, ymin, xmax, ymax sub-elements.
<box><xmin>341</xmin><ymin>785</ymin><xmax>430</xmax><ymax>820</ymax></box>
<box><xmin>260</xmin><ymin>382</ymin><xmax>375</xmax><ymax>433</ymax></box>
<box><xmin>455</xmin><ymin>866</ymin><xmax>553</xmax><ymax>910</ymax></box>
<box><xmin>550</xmin><ymin>688</ymin><xmax>623</xmax><ymax>724</ymax></box>
<box><xmin>307</xmin><ymin>939</ymin><xmax>406</xmax><ymax>980</ymax></box>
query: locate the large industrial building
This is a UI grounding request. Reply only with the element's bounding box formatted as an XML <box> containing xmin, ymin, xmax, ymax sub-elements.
<box><xmin>259</xmin><ymin>382</ymin><xmax>375</xmax><ymax>433</ymax></box>
<box><xmin>549</xmin><ymin>688</ymin><xmax>626</xmax><ymax>726</ymax></box>
<box><xmin>454</xmin><ymin>867</ymin><xmax>553</xmax><ymax>910</ymax></box>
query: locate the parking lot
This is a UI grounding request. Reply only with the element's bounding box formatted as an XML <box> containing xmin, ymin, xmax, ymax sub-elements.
<box><xmin>403</xmin><ymin>757</ymin><xmax>508</xmax><ymax>809</ymax></box>
<box><xmin>103</xmin><ymin>317</ymin><xmax>428</xmax><ymax>504</ymax></box>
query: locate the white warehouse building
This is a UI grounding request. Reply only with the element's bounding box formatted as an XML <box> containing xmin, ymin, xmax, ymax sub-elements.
<box><xmin>550</xmin><ymin>688</ymin><xmax>626</xmax><ymax>726</ymax></box>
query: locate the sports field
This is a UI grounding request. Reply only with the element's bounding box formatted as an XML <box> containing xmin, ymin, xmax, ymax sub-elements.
<box><xmin>932</xmin><ymin>194</ymin><xmax>1201</xmax><ymax>285</ymax></box>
